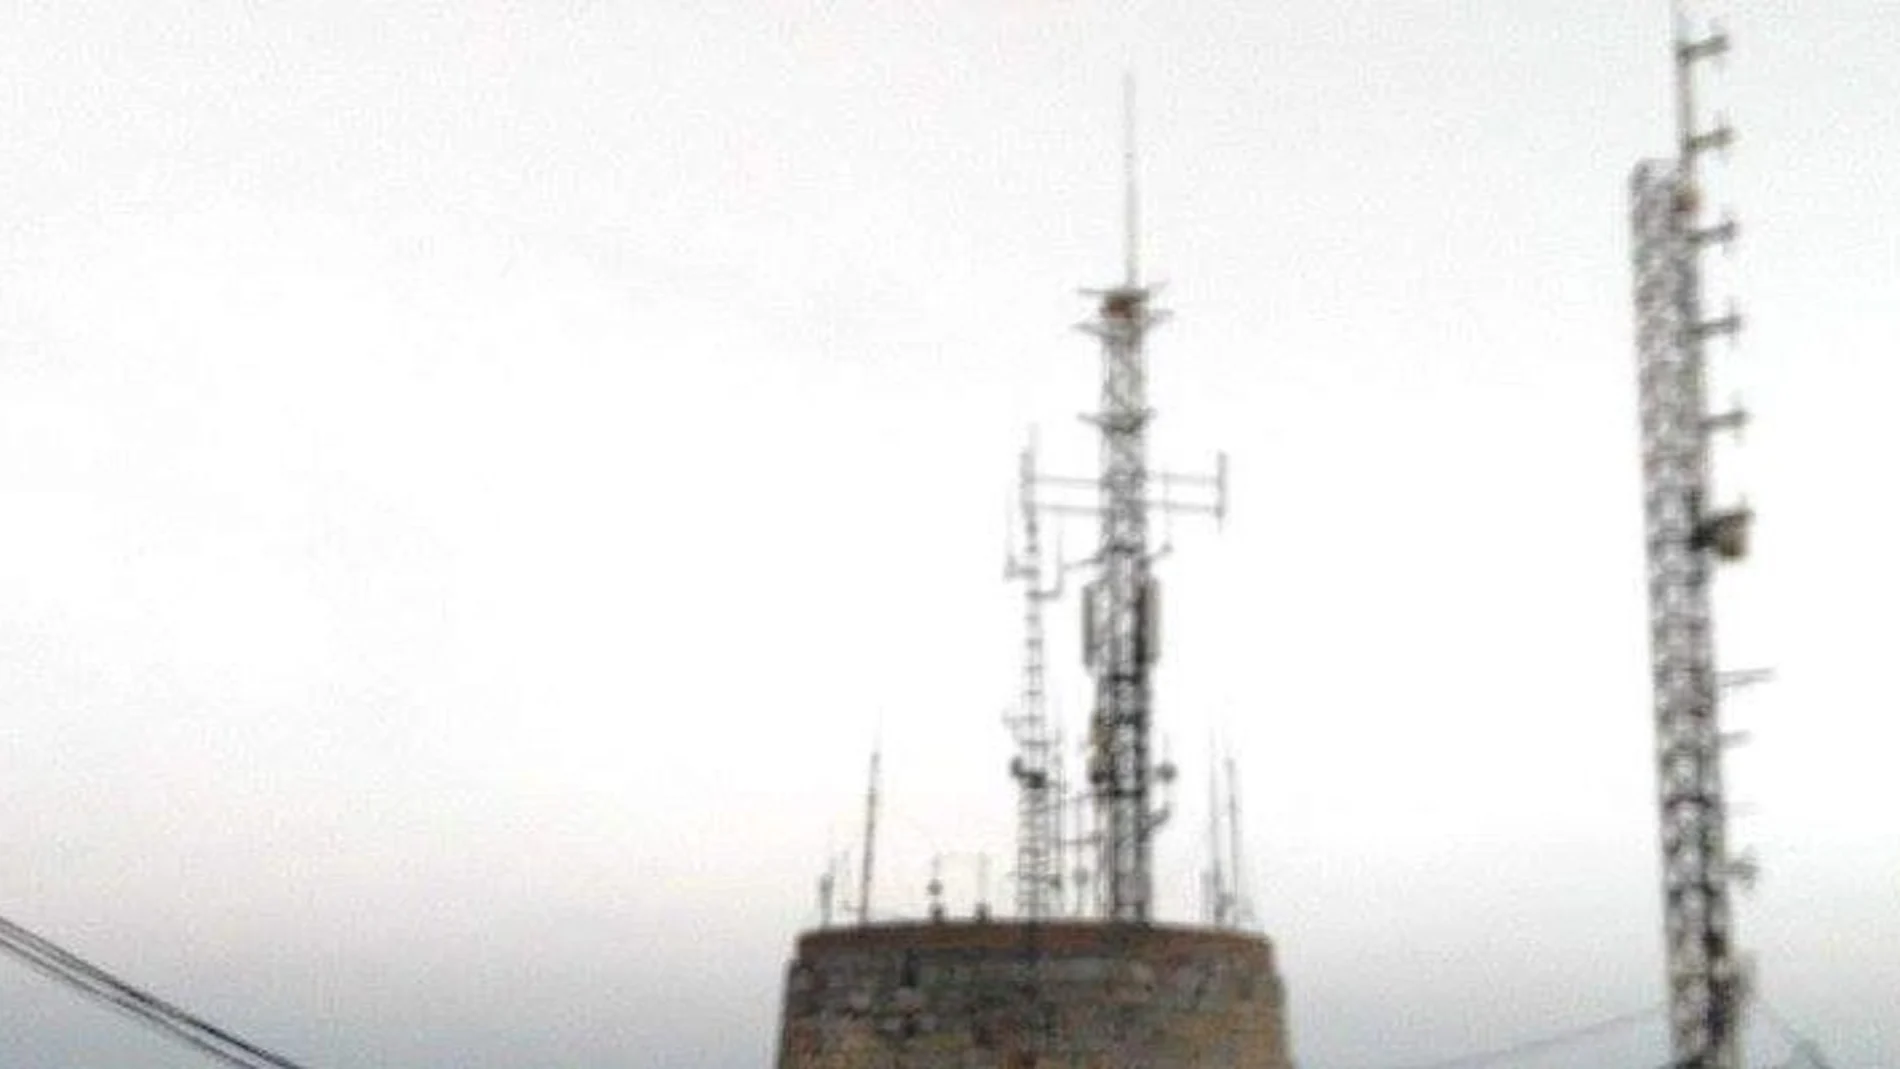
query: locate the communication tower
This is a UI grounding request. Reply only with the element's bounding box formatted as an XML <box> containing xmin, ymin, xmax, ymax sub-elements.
<box><xmin>1003</xmin><ymin>436</ymin><xmax>1066</xmax><ymax>920</ymax></box>
<box><xmin>1031</xmin><ymin>78</ymin><xmax>1227</xmax><ymax>922</ymax></box>
<box><xmin>1629</xmin><ymin>4</ymin><xmax>1751</xmax><ymax>1069</ymax></box>
<box><xmin>772</xmin><ymin>80</ymin><xmax>1296</xmax><ymax>1069</ymax></box>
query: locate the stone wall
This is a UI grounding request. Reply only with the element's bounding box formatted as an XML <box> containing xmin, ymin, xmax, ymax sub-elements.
<box><xmin>775</xmin><ymin>921</ymin><xmax>1295</xmax><ymax>1069</ymax></box>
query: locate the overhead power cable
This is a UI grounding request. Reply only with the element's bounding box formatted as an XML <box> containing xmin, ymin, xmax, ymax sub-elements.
<box><xmin>1360</xmin><ymin>1003</ymin><xmax>1665</xmax><ymax>1069</ymax></box>
<box><xmin>1757</xmin><ymin>1002</ymin><xmax>1841</xmax><ymax>1069</ymax></box>
<box><xmin>0</xmin><ymin>911</ymin><xmax>318</xmax><ymax>1069</ymax></box>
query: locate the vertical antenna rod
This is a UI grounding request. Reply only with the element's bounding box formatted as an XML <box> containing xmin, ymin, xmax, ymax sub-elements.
<box><xmin>1227</xmin><ymin>750</ymin><xmax>1250</xmax><ymax>928</ymax></box>
<box><xmin>1122</xmin><ymin>73</ymin><xmax>1140</xmax><ymax>287</ymax></box>
<box><xmin>857</xmin><ymin>742</ymin><xmax>881</xmax><ymax>926</ymax></box>
<box><xmin>1205</xmin><ymin>747</ymin><xmax>1228</xmax><ymax>926</ymax></box>
<box><xmin>817</xmin><ymin>861</ymin><xmax>835</xmax><ymax>928</ymax></box>
<box><xmin>1631</xmin><ymin>4</ymin><xmax>1748</xmax><ymax>1069</ymax></box>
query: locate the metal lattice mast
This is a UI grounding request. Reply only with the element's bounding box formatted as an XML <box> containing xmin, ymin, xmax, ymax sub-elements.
<box><xmin>1082</xmin><ymin>76</ymin><xmax>1161</xmax><ymax>924</ymax></box>
<box><xmin>1071</xmin><ymin>78</ymin><xmax>1224</xmax><ymax>922</ymax></box>
<box><xmin>1004</xmin><ymin>436</ymin><xmax>1065</xmax><ymax>920</ymax></box>
<box><xmin>1023</xmin><ymin>80</ymin><xmax>1223</xmax><ymax>922</ymax></box>
<box><xmin>1631</xmin><ymin>4</ymin><xmax>1749</xmax><ymax>1068</ymax></box>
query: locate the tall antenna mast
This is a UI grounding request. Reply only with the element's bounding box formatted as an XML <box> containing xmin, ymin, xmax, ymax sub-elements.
<box><xmin>857</xmin><ymin>741</ymin><xmax>881</xmax><ymax>926</ymax></box>
<box><xmin>1069</xmin><ymin>78</ymin><xmax>1225</xmax><ymax>922</ymax></box>
<box><xmin>1086</xmin><ymin>74</ymin><xmax>1160</xmax><ymax>923</ymax></box>
<box><xmin>1004</xmin><ymin>435</ymin><xmax>1065</xmax><ymax>920</ymax></box>
<box><xmin>1630</xmin><ymin>3</ymin><xmax>1749</xmax><ymax>1069</ymax></box>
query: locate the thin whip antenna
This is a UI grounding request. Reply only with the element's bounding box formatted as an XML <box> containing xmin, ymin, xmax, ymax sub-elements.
<box><xmin>858</xmin><ymin>734</ymin><xmax>881</xmax><ymax>926</ymax></box>
<box><xmin>818</xmin><ymin>830</ymin><xmax>838</xmax><ymax>928</ymax></box>
<box><xmin>1672</xmin><ymin>0</ymin><xmax>1697</xmax><ymax>185</ymax></box>
<box><xmin>1227</xmin><ymin>748</ymin><xmax>1248</xmax><ymax>928</ymax></box>
<box><xmin>1206</xmin><ymin>742</ymin><xmax>1227</xmax><ymax>925</ymax></box>
<box><xmin>1122</xmin><ymin>72</ymin><xmax>1140</xmax><ymax>287</ymax></box>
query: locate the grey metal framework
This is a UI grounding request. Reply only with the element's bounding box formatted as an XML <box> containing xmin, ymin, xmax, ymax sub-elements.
<box><xmin>1003</xmin><ymin>437</ymin><xmax>1065</xmax><ymax>920</ymax></box>
<box><xmin>1079</xmin><ymin>261</ymin><xmax>1162</xmax><ymax>923</ymax></box>
<box><xmin>1038</xmin><ymin>80</ymin><xmax>1224</xmax><ymax>922</ymax></box>
<box><xmin>1020</xmin><ymin>82</ymin><xmax>1224</xmax><ymax>922</ymax></box>
<box><xmin>1630</xmin><ymin>6</ymin><xmax>1749</xmax><ymax>1069</ymax></box>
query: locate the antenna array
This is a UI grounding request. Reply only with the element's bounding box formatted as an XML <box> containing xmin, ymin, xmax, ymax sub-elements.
<box><xmin>1024</xmin><ymin>77</ymin><xmax>1227</xmax><ymax>922</ymax></box>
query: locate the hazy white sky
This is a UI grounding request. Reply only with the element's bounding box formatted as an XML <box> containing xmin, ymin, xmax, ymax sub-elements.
<box><xmin>0</xmin><ymin>2</ymin><xmax>1893</xmax><ymax>1068</ymax></box>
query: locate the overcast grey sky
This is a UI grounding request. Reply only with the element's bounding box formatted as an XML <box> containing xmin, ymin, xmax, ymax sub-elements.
<box><xmin>0</xmin><ymin>2</ymin><xmax>1893</xmax><ymax>1068</ymax></box>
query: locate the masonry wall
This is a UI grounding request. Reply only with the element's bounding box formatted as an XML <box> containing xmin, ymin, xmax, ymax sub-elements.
<box><xmin>775</xmin><ymin>921</ymin><xmax>1295</xmax><ymax>1069</ymax></box>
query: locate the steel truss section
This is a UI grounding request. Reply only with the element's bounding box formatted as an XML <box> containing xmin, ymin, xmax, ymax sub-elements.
<box><xmin>1631</xmin><ymin>158</ymin><xmax>1744</xmax><ymax>1069</ymax></box>
<box><xmin>1005</xmin><ymin>439</ymin><xmax>1065</xmax><ymax>920</ymax></box>
<box><xmin>1080</xmin><ymin>283</ymin><xmax>1163</xmax><ymax>922</ymax></box>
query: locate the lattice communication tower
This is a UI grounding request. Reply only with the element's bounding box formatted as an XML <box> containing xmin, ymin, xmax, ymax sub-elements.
<box><xmin>1065</xmin><ymin>80</ymin><xmax>1225</xmax><ymax>922</ymax></box>
<box><xmin>1004</xmin><ymin>436</ymin><xmax>1066</xmax><ymax>920</ymax></box>
<box><xmin>1629</xmin><ymin>4</ymin><xmax>1751</xmax><ymax>1069</ymax></box>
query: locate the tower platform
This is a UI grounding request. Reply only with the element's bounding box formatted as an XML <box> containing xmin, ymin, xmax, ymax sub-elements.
<box><xmin>775</xmin><ymin>919</ymin><xmax>1294</xmax><ymax>1069</ymax></box>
